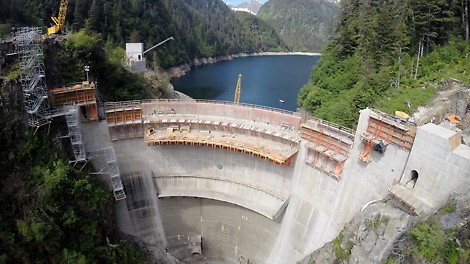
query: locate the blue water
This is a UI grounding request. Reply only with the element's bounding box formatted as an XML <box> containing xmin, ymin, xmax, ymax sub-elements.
<box><xmin>171</xmin><ymin>55</ymin><xmax>320</xmax><ymax>112</ymax></box>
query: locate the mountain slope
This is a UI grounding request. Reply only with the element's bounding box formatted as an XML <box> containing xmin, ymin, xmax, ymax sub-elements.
<box><xmin>257</xmin><ymin>0</ymin><xmax>340</xmax><ymax>52</ymax></box>
<box><xmin>298</xmin><ymin>0</ymin><xmax>470</xmax><ymax>128</ymax></box>
<box><xmin>0</xmin><ymin>0</ymin><xmax>287</xmax><ymax>67</ymax></box>
<box><xmin>237</xmin><ymin>0</ymin><xmax>263</xmax><ymax>14</ymax></box>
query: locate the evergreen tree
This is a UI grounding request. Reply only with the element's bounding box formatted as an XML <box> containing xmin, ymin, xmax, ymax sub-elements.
<box><xmin>299</xmin><ymin>0</ymin><xmax>470</xmax><ymax>127</ymax></box>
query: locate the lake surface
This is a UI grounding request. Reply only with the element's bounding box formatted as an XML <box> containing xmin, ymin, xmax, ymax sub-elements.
<box><xmin>171</xmin><ymin>55</ymin><xmax>320</xmax><ymax>112</ymax></box>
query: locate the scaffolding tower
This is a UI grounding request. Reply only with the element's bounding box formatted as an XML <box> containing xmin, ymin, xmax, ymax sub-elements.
<box><xmin>103</xmin><ymin>147</ymin><xmax>126</xmax><ymax>200</ymax></box>
<box><xmin>15</xmin><ymin>27</ymin><xmax>50</xmax><ymax>126</ymax></box>
<box><xmin>64</xmin><ymin>106</ymin><xmax>86</xmax><ymax>162</ymax></box>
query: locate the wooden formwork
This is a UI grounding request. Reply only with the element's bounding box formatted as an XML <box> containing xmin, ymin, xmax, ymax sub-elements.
<box><xmin>365</xmin><ymin>116</ymin><xmax>416</xmax><ymax>150</ymax></box>
<box><xmin>106</xmin><ymin>106</ymin><xmax>143</xmax><ymax>140</ymax></box>
<box><xmin>300</xmin><ymin>122</ymin><xmax>353</xmax><ymax>179</ymax></box>
<box><xmin>49</xmin><ymin>84</ymin><xmax>96</xmax><ymax>106</ymax></box>
<box><xmin>144</xmin><ymin>119</ymin><xmax>300</xmax><ymax>167</ymax></box>
<box><xmin>305</xmin><ymin>145</ymin><xmax>348</xmax><ymax>180</ymax></box>
<box><xmin>300</xmin><ymin>125</ymin><xmax>352</xmax><ymax>156</ymax></box>
<box><xmin>49</xmin><ymin>82</ymin><xmax>98</xmax><ymax>120</ymax></box>
<box><xmin>359</xmin><ymin>111</ymin><xmax>416</xmax><ymax>163</ymax></box>
<box><xmin>145</xmin><ymin>118</ymin><xmax>301</xmax><ymax>148</ymax></box>
<box><xmin>146</xmin><ymin>138</ymin><xmax>296</xmax><ymax>166</ymax></box>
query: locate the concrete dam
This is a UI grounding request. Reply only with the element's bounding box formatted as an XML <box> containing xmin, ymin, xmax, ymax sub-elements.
<box><xmin>11</xmin><ymin>27</ymin><xmax>469</xmax><ymax>263</ymax></box>
<box><xmin>75</xmin><ymin>99</ymin><xmax>470</xmax><ymax>264</ymax></box>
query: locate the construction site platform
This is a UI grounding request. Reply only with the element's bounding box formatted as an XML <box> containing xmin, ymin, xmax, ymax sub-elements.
<box><xmin>301</xmin><ymin>119</ymin><xmax>355</xmax><ymax>146</ymax></box>
<box><xmin>370</xmin><ymin>109</ymin><xmax>412</xmax><ymax>132</ymax></box>
<box><xmin>308</xmin><ymin>144</ymin><xmax>349</xmax><ymax>163</ymax></box>
<box><xmin>143</xmin><ymin>114</ymin><xmax>300</xmax><ymax>166</ymax></box>
<box><xmin>49</xmin><ymin>82</ymin><xmax>97</xmax><ymax>106</ymax></box>
<box><xmin>388</xmin><ymin>184</ymin><xmax>431</xmax><ymax>215</ymax></box>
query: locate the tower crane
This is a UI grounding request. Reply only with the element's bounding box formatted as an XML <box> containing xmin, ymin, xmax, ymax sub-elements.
<box><xmin>234</xmin><ymin>74</ymin><xmax>242</xmax><ymax>105</ymax></box>
<box><xmin>48</xmin><ymin>0</ymin><xmax>68</xmax><ymax>35</ymax></box>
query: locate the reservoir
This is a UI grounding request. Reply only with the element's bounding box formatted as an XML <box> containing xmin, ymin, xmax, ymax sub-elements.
<box><xmin>171</xmin><ymin>55</ymin><xmax>320</xmax><ymax>111</ymax></box>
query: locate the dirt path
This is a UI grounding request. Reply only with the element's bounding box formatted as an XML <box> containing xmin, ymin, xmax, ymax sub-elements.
<box><xmin>412</xmin><ymin>79</ymin><xmax>470</xmax><ymax>145</ymax></box>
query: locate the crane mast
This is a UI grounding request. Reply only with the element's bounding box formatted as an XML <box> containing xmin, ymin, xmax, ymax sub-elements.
<box><xmin>48</xmin><ymin>0</ymin><xmax>68</xmax><ymax>35</ymax></box>
<box><xmin>234</xmin><ymin>74</ymin><xmax>242</xmax><ymax>105</ymax></box>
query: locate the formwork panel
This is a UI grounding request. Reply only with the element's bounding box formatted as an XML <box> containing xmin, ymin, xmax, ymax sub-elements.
<box><xmin>49</xmin><ymin>83</ymin><xmax>97</xmax><ymax>106</ymax></box>
<box><xmin>365</xmin><ymin>111</ymin><xmax>416</xmax><ymax>151</ymax></box>
<box><xmin>106</xmin><ymin>102</ymin><xmax>144</xmax><ymax>140</ymax></box>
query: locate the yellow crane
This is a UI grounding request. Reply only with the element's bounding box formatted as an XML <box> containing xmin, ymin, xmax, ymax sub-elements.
<box><xmin>234</xmin><ymin>74</ymin><xmax>242</xmax><ymax>104</ymax></box>
<box><xmin>48</xmin><ymin>0</ymin><xmax>68</xmax><ymax>35</ymax></box>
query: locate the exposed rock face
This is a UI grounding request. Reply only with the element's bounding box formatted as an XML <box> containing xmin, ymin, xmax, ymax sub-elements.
<box><xmin>166</xmin><ymin>54</ymin><xmax>241</xmax><ymax>78</ymax></box>
<box><xmin>387</xmin><ymin>193</ymin><xmax>470</xmax><ymax>264</ymax></box>
<box><xmin>299</xmin><ymin>192</ymin><xmax>470</xmax><ymax>264</ymax></box>
<box><xmin>0</xmin><ymin>42</ymin><xmax>25</xmax><ymax>129</ymax></box>
<box><xmin>235</xmin><ymin>0</ymin><xmax>263</xmax><ymax>14</ymax></box>
<box><xmin>299</xmin><ymin>200</ymin><xmax>413</xmax><ymax>264</ymax></box>
<box><xmin>412</xmin><ymin>79</ymin><xmax>470</xmax><ymax>146</ymax></box>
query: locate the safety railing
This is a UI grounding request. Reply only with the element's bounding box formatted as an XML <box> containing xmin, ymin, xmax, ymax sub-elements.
<box><xmin>111</xmin><ymin>98</ymin><xmax>355</xmax><ymax>137</ymax></box>
<box><xmin>141</xmin><ymin>98</ymin><xmax>300</xmax><ymax>116</ymax></box>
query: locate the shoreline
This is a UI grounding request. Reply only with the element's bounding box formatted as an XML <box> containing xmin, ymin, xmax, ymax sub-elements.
<box><xmin>166</xmin><ymin>51</ymin><xmax>321</xmax><ymax>78</ymax></box>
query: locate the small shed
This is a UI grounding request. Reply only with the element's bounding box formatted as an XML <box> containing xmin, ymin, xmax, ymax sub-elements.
<box><xmin>125</xmin><ymin>43</ymin><xmax>144</xmax><ymax>62</ymax></box>
<box><xmin>125</xmin><ymin>43</ymin><xmax>146</xmax><ymax>72</ymax></box>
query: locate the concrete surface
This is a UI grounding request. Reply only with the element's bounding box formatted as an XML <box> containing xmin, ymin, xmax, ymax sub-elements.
<box><xmin>81</xmin><ymin>102</ymin><xmax>470</xmax><ymax>264</ymax></box>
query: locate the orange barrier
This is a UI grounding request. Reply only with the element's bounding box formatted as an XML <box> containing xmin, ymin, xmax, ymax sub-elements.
<box><xmin>448</xmin><ymin>114</ymin><xmax>461</xmax><ymax>124</ymax></box>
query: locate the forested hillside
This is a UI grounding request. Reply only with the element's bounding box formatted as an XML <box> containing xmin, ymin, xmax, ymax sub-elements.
<box><xmin>299</xmin><ymin>0</ymin><xmax>470</xmax><ymax>128</ymax></box>
<box><xmin>258</xmin><ymin>0</ymin><xmax>340</xmax><ymax>52</ymax></box>
<box><xmin>0</xmin><ymin>0</ymin><xmax>287</xmax><ymax>67</ymax></box>
<box><xmin>0</xmin><ymin>45</ymin><xmax>150</xmax><ymax>262</ymax></box>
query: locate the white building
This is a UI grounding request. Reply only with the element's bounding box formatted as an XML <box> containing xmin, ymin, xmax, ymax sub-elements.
<box><xmin>125</xmin><ymin>43</ymin><xmax>146</xmax><ymax>72</ymax></box>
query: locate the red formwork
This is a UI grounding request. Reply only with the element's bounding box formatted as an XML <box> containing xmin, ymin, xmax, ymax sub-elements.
<box><xmin>49</xmin><ymin>82</ymin><xmax>98</xmax><ymax>120</ymax></box>
<box><xmin>106</xmin><ymin>105</ymin><xmax>143</xmax><ymax>140</ymax></box>
<box><xmin>300</xmin><ymin>120</ymin><xmax>353</xmax><ymax>179</ymax></box>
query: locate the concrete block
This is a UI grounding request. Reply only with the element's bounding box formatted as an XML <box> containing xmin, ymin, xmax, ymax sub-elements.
<box><xmin>418</xmin><ymin>123</ymin><xmax>461</xmax><ymax>151</ymax></box>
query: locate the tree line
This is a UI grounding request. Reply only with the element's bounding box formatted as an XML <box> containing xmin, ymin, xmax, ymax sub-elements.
<box><xmin>258</xmin><ymin>0</ymin><xmax>340</xmax><ymax>52</ymax></box>
<box><xmin>0</xmin><ymin>0</ymin><xmax>287</xmax><ymax>67</ymax></box>
<box><xmin>299</xmin><ymin>0</ymin><xmax>470</xmax><ymax>128</ymax></box>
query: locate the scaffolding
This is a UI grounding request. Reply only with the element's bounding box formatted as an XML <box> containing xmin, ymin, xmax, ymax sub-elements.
<box><xmin>13</xmin><ymin>28</ymin><xmax>99</xmax><ymax>165</ymax></box>
<box><xmin>103</xmin><ymin>147</ymin><xmax>126</xmax><ymax>201</ymax></box>
<box><xmin>15</xmin><ymin>27</ymin><xmax>50</xmax><ymax>126</ymax></box>
<box><xmin>64</xmin><ymin>106</ymin><xmax>86</xmax><ymax>162</ymax></box>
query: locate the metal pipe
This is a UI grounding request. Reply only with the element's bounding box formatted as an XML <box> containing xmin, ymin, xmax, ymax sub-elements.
<box><xmin>143</xmin><ymin>36</ymin><xmax>174</xmax><ymax>55</ymax></box>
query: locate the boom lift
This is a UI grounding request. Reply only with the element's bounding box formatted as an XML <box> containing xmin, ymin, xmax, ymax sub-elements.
<box><xmin>48</xmin><ymin>0</ymin><xmax>68</xmax><ymax>35</ymax></box>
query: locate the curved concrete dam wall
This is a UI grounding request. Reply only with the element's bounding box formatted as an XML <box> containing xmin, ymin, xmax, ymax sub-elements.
<box><xmin>80</xmin><ymin>100</ymin><xmax>470</xmax><ymax>263</ymax></box>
